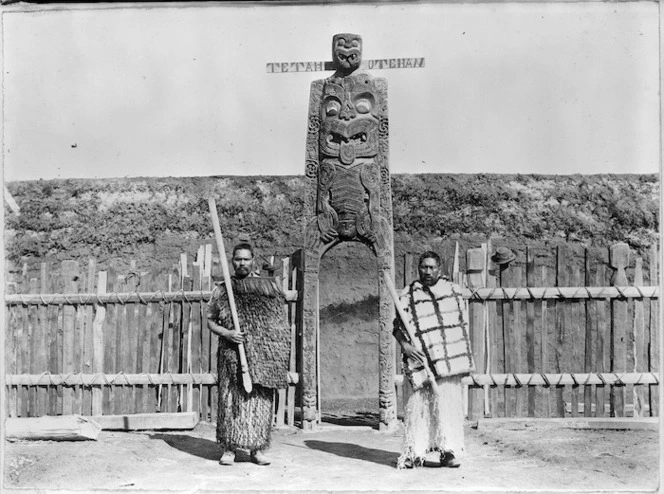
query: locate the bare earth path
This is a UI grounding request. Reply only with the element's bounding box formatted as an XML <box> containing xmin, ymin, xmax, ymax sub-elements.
<box><xmin>4</xmin><ymin>419</ymin><xmax>659</xmax><ymax>493</ymax></box>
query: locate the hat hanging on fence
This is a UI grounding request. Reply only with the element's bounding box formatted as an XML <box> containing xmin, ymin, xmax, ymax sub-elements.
<box><xmin>491</xmin><ymin>247</ymin><xmax>516</xmax><ymax>266</ymax></box>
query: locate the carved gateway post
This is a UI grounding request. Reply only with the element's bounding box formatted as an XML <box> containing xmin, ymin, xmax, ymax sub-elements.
<box><xmin>301</xmin><ymin>34</ymin><xmax>397</xmax><ymax>431</ymax></box>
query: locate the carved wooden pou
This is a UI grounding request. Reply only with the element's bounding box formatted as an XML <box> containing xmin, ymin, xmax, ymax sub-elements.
<box><xmin>301</xmin><ymin>34</ymin><xmax>397</xmax><ymax>430</ymax></box>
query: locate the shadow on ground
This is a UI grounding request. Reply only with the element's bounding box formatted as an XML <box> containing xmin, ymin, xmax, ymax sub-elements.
<box><xmin>149</xmin><ymin>433</ymin><xmax>220</xmax><ymax>462</ymax></box>
<box><xmin>304</xmin><ymin>440</ymin><xmax>399</xmax><ymax>467</ymax></box>
<box><xmin>320</xmin><ymin>411</ymin><xmax>380</xmax><ymax>428</ymax></box>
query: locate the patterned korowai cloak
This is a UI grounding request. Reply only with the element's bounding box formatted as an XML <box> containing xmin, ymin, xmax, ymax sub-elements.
<box><xmin>394</xmin><ymin>277</ymin><xmax>473</xmax><ymax>468</ymax></box>
<box><xmin>208</xmin><ymin>276</ymin><xmax>290</xmax><ymax>451</ymax></box>
<box><xmin>394</xmin><ymin>278</ymin><xmax>474</xmax><ymax>389</ymax></box>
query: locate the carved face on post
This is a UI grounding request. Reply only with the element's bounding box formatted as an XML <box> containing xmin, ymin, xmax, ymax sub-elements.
<box><xmin>332</xmin><ymin>33</ymin><xmax>362</xmax><ymax>76</ymax></box>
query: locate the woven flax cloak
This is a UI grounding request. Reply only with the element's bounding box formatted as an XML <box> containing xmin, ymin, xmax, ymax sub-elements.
<box><xmin>208</xmin><ymin>277</ymin><xmax>291</xmax><ymax>389</ymax></box>
<box><xmin>394</xmin><ymin>278</ymin><xmax>474</xmax><ymax>390</ymax></box>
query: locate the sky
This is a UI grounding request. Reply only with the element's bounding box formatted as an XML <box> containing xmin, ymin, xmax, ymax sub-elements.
<box><xmin>1</xmin><ymin>2</ymin><xmax>660</xmax><ymax>182</ymax></box>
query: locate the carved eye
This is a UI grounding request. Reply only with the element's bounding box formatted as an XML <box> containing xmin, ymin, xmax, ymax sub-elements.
<box><xmin>326</xmin><ymin>100</ymin><xmax>341</xmax><ymax>116</ymax></box>
<box><xmin>355</xmin><ymin>98</ymin><xmax>372</xmax><ymax>114</ymax></box>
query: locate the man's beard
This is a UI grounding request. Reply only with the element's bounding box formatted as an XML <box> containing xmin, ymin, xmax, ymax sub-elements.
<box><xmin>234</xmin><ymin>266</ymin><xmax>251</xmax><ymax>278</ymax></box>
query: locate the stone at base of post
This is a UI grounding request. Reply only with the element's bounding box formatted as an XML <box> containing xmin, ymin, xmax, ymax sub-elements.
<box><xmin>379</xmin><ymin>390</ymin><xmax>398</xmax><ymax>432</ymax></box>
<box><xmin>302</xmin><ymin>392</ymin><xmax>318</xmax><ymax>431</ymax></box>
<box><xmin>378</xmin><ymin>418</ymin><xmax>399</xmax><ymax>432</ymax></box>
<box><xmin>302</xmin><ymin>419</ymin><xmax>317</xmax><ymax>432</ymax></box>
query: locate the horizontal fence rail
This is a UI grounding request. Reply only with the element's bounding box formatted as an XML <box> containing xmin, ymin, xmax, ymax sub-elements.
<box><xmin>395</xmin><ymin>372</ymin><xmax>660</xmax><ymax>387</ymax></box>
<box><xmin>4</xmin><ymin>285</ymin><xmax>658</xmax><ymax>306</ymax></box>
<box><xmin>5</xmin><ymin>372</ymin><xmax>300</xmax><ymax>386</ymax></box>
<box><xmin>9</xmin><ymin>371</ymin><xmax>659</xmax><ymax>387</ymax></box>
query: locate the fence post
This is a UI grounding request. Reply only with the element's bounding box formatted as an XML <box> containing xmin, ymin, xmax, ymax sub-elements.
<box><xmin>583</xmin><ymin>249</ymin><xmax>594</xmax><ymax>417</ymax></box>
<box><xmin>398</xmin><ymin>254</ymin><xmax>417</xmax><ymax>415</ymax></box>
<box><xmin>633</xmin><ymin>257</ymin><xmax>646</xmax><ymax>417</ymax></box>
<box><xmin>37</xmin><ymin>263</ymin><xmax>49</xmax><ymax>417</ymax></box>
<box><xmin>525</xmin><ymin>246</ymin><xmax>538</xmax><ymax>417</ymax></box>
<box><xmin>553</xmin><ymin>246</ymin><xmax>568</xmax><ymax>417</ymax></box>
<box><xmin>61</xmin><ymin>260</ymin><xmax>80</xmax><ymax>416</ymax></box>
<box><xmin>92</xmin><ymin>271</ymin><xmax>107</xmax><ymax>416</ymax></box>
<box><xmin>275</xmin><ymin>256</ymin><xmax>290</xmax><ymax>427</ymax></box>
<box><xmin>648</xmin><ymin>244</ymin><xmax>659</xmax><ymax>416</ymax></box>
<box><xmin>466</xmin><ymin>248</ymin><xmax>485</xmax><ymax>420</ymax></box>
<box><xmin>609</xmin><ymin>242</ymin><xmax>629</xmax><ymax>417</ymax></box>
<box><xmin>594</xmin><ymin>261</ymin><xmax>609</xmax><ymax>417</ymax></box>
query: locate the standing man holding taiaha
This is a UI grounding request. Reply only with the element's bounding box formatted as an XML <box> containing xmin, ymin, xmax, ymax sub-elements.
<box><xmin>392</xmin><ymin>251</ymin><xmax>474</xmax><ymax>469</ymax></box>
<box><xmin>207</xmin><ymin>242</ymin><xmax>291</xmax><ymax>466</ymax></box>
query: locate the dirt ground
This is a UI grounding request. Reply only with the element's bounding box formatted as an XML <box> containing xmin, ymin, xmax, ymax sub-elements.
<box><xmin>3</xmin><ymin>414</ymin><xmax>659</xmax><ymax>494</ymax></box>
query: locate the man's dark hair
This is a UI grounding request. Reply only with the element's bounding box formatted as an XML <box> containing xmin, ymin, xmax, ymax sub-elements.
<box><xmin>232</xmin><ymin>242</ymin><xmax>254</xmax><ymax>258</ymax></box>
<box><xmin>419</xmin><ymin>250</ymin><xmax>441</xmax><ymax>267</ymax></box>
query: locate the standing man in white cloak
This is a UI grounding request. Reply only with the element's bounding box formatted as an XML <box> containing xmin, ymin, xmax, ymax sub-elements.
<box><xmin>393</xmin><ymin>251</ymin><xmax>474</xmax><ymax>469</ymax></box>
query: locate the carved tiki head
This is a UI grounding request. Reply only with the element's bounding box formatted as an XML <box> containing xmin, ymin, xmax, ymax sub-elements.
<box><xmin>332</xmin><ymin>33</ymin><xmax>362</xmax><ymax>76</ymax></box>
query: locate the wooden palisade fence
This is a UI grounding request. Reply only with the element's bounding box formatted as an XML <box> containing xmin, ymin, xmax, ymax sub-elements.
<box><xmin>4</xmin><ymin>241</ymin><xmax>660</xmax><ymax>422</ymax></box>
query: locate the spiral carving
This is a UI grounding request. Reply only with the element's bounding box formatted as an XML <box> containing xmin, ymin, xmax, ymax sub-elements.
<box><xmin>305</xmin><ymin>160</ymin><xmax>318</xmax><ymax>179</ymax></box>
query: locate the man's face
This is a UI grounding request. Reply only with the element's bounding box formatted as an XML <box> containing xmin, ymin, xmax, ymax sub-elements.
<box><xmin>232</xmin><ymin>249</ymin><xmax>254</xmax><ymax>279</ymax></box>
<box><xmin>418</xmin><ymin>257</ymin><xmax>440</xmax><ymax>286</ymax></box>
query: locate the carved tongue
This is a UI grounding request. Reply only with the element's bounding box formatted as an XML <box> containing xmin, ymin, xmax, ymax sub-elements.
<box><xmin>340</xmin><ymin>142</ymin><xmax>355</xmax><ymax>165</ymax></box>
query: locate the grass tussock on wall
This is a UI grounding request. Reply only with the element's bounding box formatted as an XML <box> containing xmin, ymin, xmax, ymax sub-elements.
<box><xmin>4</xmin><ymin>173</ymin><xmax>658</xmax><ymax>271</ymax></box>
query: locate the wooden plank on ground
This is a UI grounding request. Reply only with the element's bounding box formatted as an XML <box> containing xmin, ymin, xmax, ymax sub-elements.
<box><xmin>92</xmin><ymin>412</ymin><xmax>199</xmax><ymax>431</ymax></box>
<box><xmin>475</xmin><ymin>417</ymin><xmax>658</xmax><ymax>431</ymax></box>
<box><xmin>610</xmin><ymin>243</ymin><xmax>629</xmax><ymax>417</ymax></box>
<box><xmin>5</xmin><ymin>415</ymin><xmax>101</xmax><ymax>441</ymax></box>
